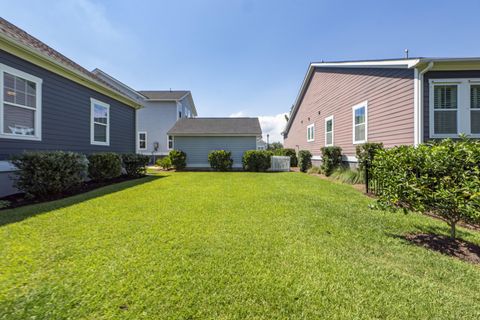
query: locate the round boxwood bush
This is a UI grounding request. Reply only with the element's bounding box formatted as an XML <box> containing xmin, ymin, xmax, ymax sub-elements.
<box><xmin>242</xmin><ymin>150</ymin><xmax>272</xmax><ymax>172</ymax></box>
<box><xmin>87</xmin><ymin>152</ymin><xmax>122</xmax><ymax>181</ymax></box>
<box><xmin>156</xmin><ymin>156</ymin><xmax>172</xmax><ymax>170</ymax></box>
<box><xmin>208</xmin><ymin>150</ymin><xmax>233</xmax><ymax>171</ymax></box>
<box><xmin>320</xmin><ymin>146</ymin><xmax>342</xmax><ymax>176</ymax></box>
<box><xmin>11</xmin><ymin>151</ymin><xmax>88</xmax><ymax>200</ymax></box>
<box><xmin>298</xmin><ymin>150</ymin><xmax>312</xmax><ymax>173</ymax></box>
<box><xmin>121</xmin><ymin>153</ymin><xmax>150</xmax><ymax>177</ymax></box>
<box><xmin>169</xmin><ymin>150</ymin><xmax>187</xmax><ymax>170</ymax></box>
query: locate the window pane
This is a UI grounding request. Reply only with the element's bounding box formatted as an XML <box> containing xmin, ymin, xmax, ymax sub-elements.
<box><xmin>4</xmin><ymin>73</ymin><xmax>14</xmax><ymax>89</ymax></box>
<box><xmin>326</xmin><ymin>119</ymin><xmax>332</xmax><ymax>132</ymax></box>
<box><xmin>355</xmin><ymin>124</ymin><xmax>365</xmax><ymax>142</ymax></box>
<box><xmin>139</xmin><ymin>140</ymin><xmax>146</xmax><ymax>149</ymax></box>
<box><xmin>3</xmin><ymin>87</ymin><xmax>15</xmax><ymax>103</ymax></box>
<box><xmin>94</xmin><ymin>123</ymin><xmax>107</xmax><ymax>142</ymax></box>
<box><xmin>94</xmin><ymin>104</ymin><xmax>108</xmax><ymax>124</ymax></box>
<box><xmin>326</xmin><ymin>132</ymin><xmax>333</xmax><ymax>145</ymax></box>
<box><xmin>434</xmin><ymin>111</ymin><xmax>457</xmax><ymax>134</ymax></box>
<box><xmin>15</xmin><ymin>89</ymin><xmax>26</xmax><ymax>106</ymax></box>
<box><xmin>355</xmin><ymin>107</ymin><xmax>365</xmax><ymax>125</ymax></box>
<box><xmin>15</xmin><ymin>76</ymin><xmax>26</xmax><ymax>93</ymax></box>
<box><xmin>26</xmin><ymin>94</ymin><xmax>36</xmax><ymax>108</ymax></box>
<box><xmin>471</xmin><ymin>110</ymin><xmax>480</xmax><ymax>134</ymax></box>
<box><xmin>26</xmin><ymin>81</ymin><xmax>36</xmax><ymax>95</ymax></box>
<box><xmin>3</xmin><ymin>104</ymin><xmax>35</xmax><ymax>135</ymax></box>
<box><xmin>434</xmin><ymin>85</ymin><xmax>457</xmax><ymax>109</ymax></box>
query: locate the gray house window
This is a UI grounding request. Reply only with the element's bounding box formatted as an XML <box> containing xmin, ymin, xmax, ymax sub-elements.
<box><xmin>168</xmin><ymin>135</ymin><xmax>173</xmax><ymax>149</ymax></box>
<box><xmin>471</xmin><ymin>85</ymin><xmax>480</xmax><ymax>134</ymax></box>
<box><xmin>1</xmin><ymin>63</ymin><xmax>42</xmax><ymax>140</ymax></box>
<box><xmin>138</xmin><ymin>132</ymin><xmax>147</xmax><ymax>150</ymax></box>
<box><xmin>90</xmin><ymin>98</ymin><xmax>110</xmax><ymax>145</ymax></box>
<box><xmin>433</xmin><ymin>85</ymin><xmax>457</xmax><ymax>134</ymax></box>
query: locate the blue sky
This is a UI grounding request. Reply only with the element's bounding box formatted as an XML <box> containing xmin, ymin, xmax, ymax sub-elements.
<box><xmin>2</xmin><ymin>0</ymin><xmax>480</xmax><ymax>142</ymax></box>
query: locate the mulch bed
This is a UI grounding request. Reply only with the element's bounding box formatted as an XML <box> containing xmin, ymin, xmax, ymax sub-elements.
<box><xmin>405</xmin><ymin>233</ymin><xmax>480</xmax><ymax>265</ymax></box>
<box><xmin>0</xmin><ymin>175</ymin><xmax>144</xmax><ymax>211</ymax></box>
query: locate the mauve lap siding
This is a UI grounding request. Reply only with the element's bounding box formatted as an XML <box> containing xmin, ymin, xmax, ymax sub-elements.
<box><xmin>174</xmin><ymin>136</ymin><xmax>256</xmax><ymax>168</ymax></box>
<box><xmin>0</xmin><ymin>49</ymin><xmax>135</xmax><ymax>160</ymax></box>
<box><xmin>284</xmin><ymin>67</ymin><xmax>414</xmax><ymax>157</ymax></box>
<box><xmin>423</xmin><ymin>70</ymin><xmax>480</xmax><ymax>141</ymax></box>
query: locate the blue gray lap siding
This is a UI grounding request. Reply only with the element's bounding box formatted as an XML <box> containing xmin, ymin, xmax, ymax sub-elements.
<box><xmin>0</xmin><ymin>49</ymin><xmax>135</xmax><ymax>160</ymax></box>
<box><xmin>173</xmin><ymin>136</ymin><xmax>257</xmax><ymax>168</ymax></box>
<box><xmin>423</xmin><ymin>70</ymin><xmax>480</xmax><ymax>142</ymax></box>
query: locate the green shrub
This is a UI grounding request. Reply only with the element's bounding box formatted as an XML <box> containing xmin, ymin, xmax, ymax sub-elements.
<box><xmin>371</xmin><ymin>137</ymin><xmax>480</xmax><ymax>239</ymax></box>
<box><xmin>320</xmin><ymin>146</ymin><xmax>342</xmax><ymax>176</ymax></box>
<box><xmin>87</xmin><ymin>152</ymin><xmax>122</xmax><ymax>181</ymax></box>
<box><xmin>208</xmin><ymin>150</ymin><xmax>233</xmax><ymax>171</ymax></box>
<box><xmin>356</xmin><ymin>142</ymin><xmax>384</xmax><ymax>172</ymax></box>
<box><xmin>330</xmin><ymin>167</ymin><xmax>364</xmax><ymax>184</ymax></box>
<box><xmin>298</xmin><ymin>150</ymin><xmax>312</xmax><ymax>173</ymax></box>
<box><xmin>307</xmin><ymin>166</ymin><xmax>322</xmax><ymax>174</ymax></box>
<box><xmin>156</xmin><ymin>156</ymin><xmax>172</xmax><ymax>170</ymax></box>
<box><xmin>0</xmin><ymin>200</ymin><xmax>10</xmax><ymax>209</ymax></box>
<box><xmin>169</xmin><ymin>150</ymin><xmax>187</xmax><ymax>170</ymax></box>
<box><xmin>273</xmin><ymin>148</ymin><xmax>298</xmax><ymax>167</ymax></box>
<box><xmin>242</xmin><ymin>150</ymin><xmax>272</xmax><ymax>172</ymax></box>
<box><xmin>121</xmin><ymin>153</ymin><xmax>150</xmax><ymax>177</ymax></box>
<box><xmin>267</xmin><ymin>142</ymin><xmax>283</xmax><ymax>151</ymax></box>
<box><xmin>11</xmin><ymin>151</ymin><xmax>88</xmax><ymax>199</ymax></box>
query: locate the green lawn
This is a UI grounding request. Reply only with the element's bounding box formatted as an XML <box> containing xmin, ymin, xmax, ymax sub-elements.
<box><xmin>1</xmin><ymin>172</ymin><xmax>479</xmax><ymax>319</ymax></box>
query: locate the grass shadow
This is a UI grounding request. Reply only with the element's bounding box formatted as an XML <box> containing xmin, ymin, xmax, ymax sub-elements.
<box><xmin>0</xmin><ymin>175</ymin><xmax>166</xmax><ymax>227</ymax></box>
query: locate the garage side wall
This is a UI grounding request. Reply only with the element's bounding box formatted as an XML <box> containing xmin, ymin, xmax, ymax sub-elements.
<box><xmin>173</xmin><ymin>136</ymin><xmax>257</xmax><ymax>168</ymax></box>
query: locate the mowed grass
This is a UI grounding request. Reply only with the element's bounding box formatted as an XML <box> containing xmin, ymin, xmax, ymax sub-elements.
<box><xmin>1</xmin><ymin>172</ymin><xmax>480</xmax><ymax>319</ymax></box>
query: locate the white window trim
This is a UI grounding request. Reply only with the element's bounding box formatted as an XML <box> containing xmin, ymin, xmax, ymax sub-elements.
<box><xmin>90</xmin><ymin>98</ymin><xmax>110</xmax><ymax>146</ymax></box>
<box><xmin>325</xmin><ymin>115</ymin><xmax>334</xmax><ymax>146</ymax></box>
<box><xmin>352</xmin><ymin>101</ymin><xmax>368</xmax><ymax>144</ymax></box>
<box><xmin>307</xmin><ymin>123</ymin><xmax>315</xmax><ymax>142</ymax></box>
<box><xmin>167</xmin><ymin>135</ymin><xmax>174</xmax><ymax>150</ymax></box>
<box><xmin>429</xmin><ymin>78</ymin><xmax>480</xmax><ymax>138</ymax></box>
<box><xmin>138</xmin><ymin>131</ymin><xmax>147</xmax><ymax>150</ymax></box>
<box><xmin>0</xmin><ymin>63</ymin><xmax>42</xmax><ymax>141</ymax></box>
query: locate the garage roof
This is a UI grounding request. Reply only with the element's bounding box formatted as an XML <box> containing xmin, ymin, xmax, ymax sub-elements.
<box><xmin>168</xmin><ymin>118</ymin><xmax>262</xmax><ymax>136</ymax></box>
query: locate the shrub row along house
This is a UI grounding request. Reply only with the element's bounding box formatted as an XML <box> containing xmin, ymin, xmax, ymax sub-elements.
<box><xmin>283</xmin><ymin>58</ymin><xmax>480</xmax><ymax>166</ymax></box>
<box><xmin>0</xmin><ymin>18</ymin><xmax>263</xmax><ymax>196</ymax></box>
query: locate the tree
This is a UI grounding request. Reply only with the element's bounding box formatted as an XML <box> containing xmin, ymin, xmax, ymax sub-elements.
<box><xmin>372</xmin><ymin>137</ymin><xmax>480</xmax><ymax>239</ymax></box>
<box><xmin>267</xmin><ymin>142</ymin><xmax>283</xmax><ymax>150</ymax></box>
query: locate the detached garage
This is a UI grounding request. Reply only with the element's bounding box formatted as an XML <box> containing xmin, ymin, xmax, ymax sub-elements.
<box><xmin>167</xmin><ymin>118</ymin><xmax>262</xmax><ymax>169</ymax></box>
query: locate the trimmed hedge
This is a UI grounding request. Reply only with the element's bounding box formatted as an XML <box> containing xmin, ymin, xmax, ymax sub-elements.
<box><xmin>371</xmin><ymin>137</ymin><xmax>480</xmax><ymax>239</ymax></box>
<box><xmin>320</xmin><ymin>146</ymin><xmax>342</xmax><ymax>176</ymax></box>
<box><xmin>356</xmin><ymin>142</ymin><xmax>384</xmax><ymax>172</ymax></box>
<box><xmin>208</xmin><ymin>150</ymin><xmax>233</xmax><ymax>171</ymax></box>
<box><xmin>242</xmin><ymin>150</ymin><xmax>272</xmax><ymax>172</ymax></box>
<box><xmin>273</xmin><ymin>148</ymin><xmax>298</xmax><ymax>167</ymax></box>
<box><xmin>169</xmin><ymin>150</ymin><xmax>187</xmax><ymax>170</ymax></box>
<box><xmin>298</xmin><ymin>150</ymin><xmax>312</xmax><ymax>173</ymax></box>
<box><xmin>122</xmin><ymin>153</ymin><xmax>150</xmax><ymax>177</ymax></box>
<box><xmin>156</xmin><ymin>156</ymin><xmax>172</xmax><ymax>170</ymax></box>
<box><xmin>11</xmin><ymin>151</ymin><xmax>88</xmax><ymax>199</ymax></box>
<box><xmin>87</xmin><ymin>153</ymin><xmax>122</xmax><ymax>181</ymax></box>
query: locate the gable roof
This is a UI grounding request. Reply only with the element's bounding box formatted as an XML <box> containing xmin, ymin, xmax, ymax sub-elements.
<box><xmin>283</xmin><ymin>57</ymin><xmax>480</xmax><ymax>135</ymax></box>
<box><xmin>0</xmin><ymin>18</ymin><xmax>141</xmax><ymax>108</ymax></box>
<box><xmin>168</xmin><ymin>118</ymin><xmax>262</xmax><ymax>136</ymax></box>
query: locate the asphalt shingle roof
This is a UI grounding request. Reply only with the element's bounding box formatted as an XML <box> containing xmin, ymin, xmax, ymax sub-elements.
<box><xmin>138</xmin><ymin>90</ymin><xmax>190</xmax><ymax>100</ymax></box>
<box><xmin>168</xmin><ymin>118</ymin><xmax>262</xmax><ymax>135</ymax></box>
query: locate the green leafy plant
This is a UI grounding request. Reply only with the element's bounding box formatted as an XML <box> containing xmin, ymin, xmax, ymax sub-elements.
<box><xmin>0</xmin><ymin>200</ymin><xmax>11</xmax><ymax>209</ymax></box>
<box><xmin>307</xmin><ymin>166</ymin><xmax>322</xmax><ymax>174</ymax></box>
<box><xmin>242</xmin><ymin>150</ymin><xmax>272</xmax><ymax>172</ymax></box>
<box><xmin>87</xmin><ymin>153</ymin><xmax>122</xmax><ymax>181</ymax></box>
<box><xmin>267</xmin><ymin>142</ymin><xmax>283</xmax><ymax>150</ymax></box>
<box><xmin>298</xmin><ymin>150</ymin><xmax>312</xmax><ymax>173</ymax></box>
<box><xmin>122</xmin><ymin>154</ymin><xmax>150</xmax><ymax>177</ymax></box>
<box><xmin>330</xmin><ymin>167</ymin><xmax>364</xmax><ymax>184</ymax></box>
<box><xmin>356</xmin><ymin>142</ymin><xmax>384</xmax><ymax>172</ymax></box>
<box><xmin>11</xmin><ymin>151</ymin><xmax>88</xmax><ymax>199</ymax></box>
<box><xmin>169</xmin><ymin>150</ymin><xmax>187</xmax><ymax>170</ymax></box>
<box><xmin>371</xmin><ymin>138</ymin><xmax>480</xmax><ymax>239</ymax></box>
<box><xmin>320</xmin><ymin>146</ymin><xmax>342</xmax><ymax>176</ymax></box>
<box><xmin>208</xmin><ymin>150</ymin><xmax>233</xmax><ymax>171</ymax></box>
<box><xmin>156</xmin><ymin>156</ymin><xmax>172</xmax><ymax>170</ymax></box>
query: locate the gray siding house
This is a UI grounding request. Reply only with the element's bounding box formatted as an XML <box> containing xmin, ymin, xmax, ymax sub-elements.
<box><xmin>0</xmin><ymin>18</ymin><xmax>141</xmax><ymax>196</ymax></box>
<box><xmin>283</xmin><ymin>58</ymin><xmax>480</xmax><ymax>165</ymax></box>
<box><xmin>168</xmin><ymin>118</ymin><xmax>261</xmax><ymax>168</ymax></box>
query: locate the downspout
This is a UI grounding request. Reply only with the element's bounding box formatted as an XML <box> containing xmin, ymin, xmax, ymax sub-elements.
<box><xmin>414</xmin><ymin>61</ymin><xmax>434</xmax><ymax>146</ymax></box>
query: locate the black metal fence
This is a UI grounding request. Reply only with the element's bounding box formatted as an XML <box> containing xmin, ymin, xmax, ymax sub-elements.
<box><xmin>364</xmin><ymin>161</ymin><xmax>383</xmax><ymax>195</ymax></box>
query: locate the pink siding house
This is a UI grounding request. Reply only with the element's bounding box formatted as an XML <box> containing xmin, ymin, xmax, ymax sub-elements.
<box><xmin>283</xmin><ymin>58</ymin><xmax>480</xmax><ymax>165</ymax></box>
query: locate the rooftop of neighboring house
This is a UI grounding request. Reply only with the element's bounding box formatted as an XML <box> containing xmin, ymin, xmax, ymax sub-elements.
<box><xmin>168</xmin><ymin>118</ymin><xmax>262</xmax><ymax>136</ymax></box>
<box><xmin>0</xmin><ymin>18</ymin><xmax>140</xmax><ymax>108</ymax></box>
<box><xmin>138</xmin><ymin>90</ymin><xmax>198</xmax><ymax>116</ymax></box>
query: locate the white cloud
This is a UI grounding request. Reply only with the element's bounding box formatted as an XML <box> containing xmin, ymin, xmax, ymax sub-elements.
<box><xmin>230</xmin><ymin>111</ymin><xmax>288</xmax><ymax>143</ymax></box>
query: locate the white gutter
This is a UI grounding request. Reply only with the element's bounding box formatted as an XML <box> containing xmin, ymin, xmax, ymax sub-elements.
<box><xmin>413</xmin><ymin>61</ymin><xmax>434</xmax><ymax>146</ymax></box>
